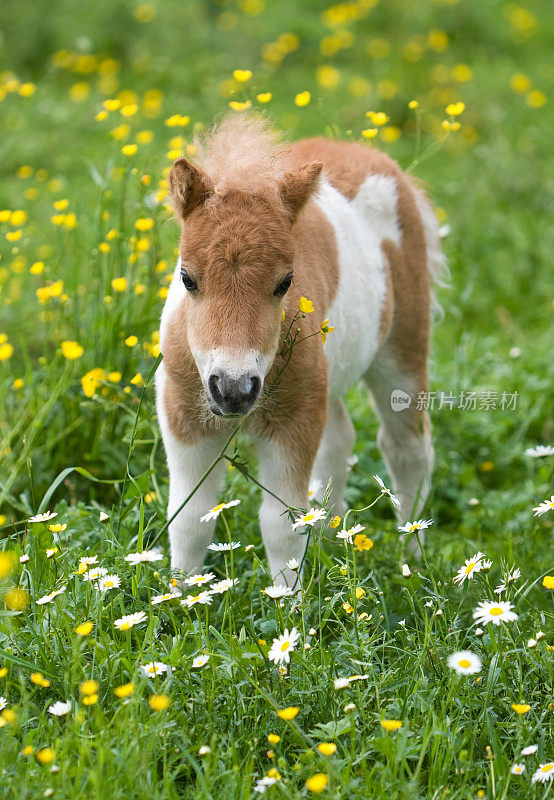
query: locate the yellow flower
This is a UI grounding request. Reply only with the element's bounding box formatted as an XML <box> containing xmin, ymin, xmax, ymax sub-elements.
<box><xmin>295</xmin><ymin>91</ymin><xmax>311</xmax><ymax>107</ymax></box>
<box><xmin>135</xmin><ymin>217</ymin><xmax>154</xmax><ymax>231</ymax></box>
<box><xmin>0</xmin><ymin>667</ymin><xmax>7</xmax><ymax>678</ymax></box>
<box><xmin>75</xmin><ymin>621</ymin><xmax>93</xmax><ymax>636</ymax></box>
<box><xmin>510</xmin><ymin>73</ymin><xmax>531</xmax><ymax>94</ymax></box>
<box><xmin>229</xmin><ymin>100</ymin><xmax>252</xmax><ymax>111</ymax></box>
<box><xmin>149</xmin><ymin>694</ymin><xmax>170</xmax><ymax>711</ymax></box>
<box><xmin>36</xmin><ymin>280</ymin><xmax>64</xmax><ymax>302</ymax></box>
<box><xmin>361</xmin><ymin>128</ymin><xmax>378</xmax><ymax>139</ymax></box>
<box><xmin>408</xmin><ymin>100</ymin><xmax>419</xmax><ymax>109</ymax></box>
<box><xmin>381</xmin><ymin>126</ymin><xmax>401</xmax><ymax>142</ymax></box>
<box><xmin>6</xmin><ymin>230</ymin><xmax>21</xmax><ymax>242</ymax></box>
<box><xmin>165</xmin><ymin>114</ymin><xmax>190</xmax><ymax>127</ymax></box>
<box><xmin>114</xmin><ymin>682</ymin><xmax>135</xmax><ymax>698</ymax></box>
<box><xmin>267</xmin><ymin>734</ymin><xmax>281</xmax><ymax>744</ymax></box>
<box><xmin>526</xmin><ymin>90</ymin><xmax>546</xmax><ymax>108</ymax></box>
<box><xmin>136</xmin><ymin>130</ymin><xmax>154</xmax><ymax>145</ymax></box>
<box><xmin>355</xmin><ymin>587</ymin><xmax>366</xmax><ymax>600</ymax></box>
<box><xmin>120</xmin><ymin>103</ymin><xmax>138</xmax><ymax>117</ymax></box>
<box><xmin>53</xmin><ymin>199</ymin><xmax>68</xmax><ymax>211</ymax></box>
<box><xmin>445</xmin><ymin>102</ymin><xmax>465</xmax><ymax>116</ymax></box>
<box><xmin>511</xmin><ymin>703</ymin><xmax>531</xmax><ymax>715</ymax></box>
<box><xmin>317</xmin><ymin>742</ymin><xmax>336</xmax><ymax>756</ymax></box>
<box><xmin>305</xmin><ymin>773</ymin><xmax>328</xmax><ymax>793</ymax></box>
<box><xmin>82</xmin><ymin>693</ymin><xmax>98</xmax><ymax>706</ymax></box>
<box><xmin>125</xmin><ymin>335</ymin><xmax>138</xmax><ymax>347</ymax></box>
<box><xmin>342</xmin><ymin>602</ymin><xmax>353</xmax><ymax>614</ymax></box>
<box><xmin>130</xmin><ymin>373</ymin><xmax>144</xmax><ymax>386</ymax></box>
<box><xmin>61</xmin><ymin>340</ymin><xmax>84</xmax><ymax>360</ymax></box>
<box><xmin>366</xmin><ymin>111</ymin><xmax>389</xmax><ymax>126</ymax></box>
<box><xmin>354</xmin><ymin>534</ymin><xmax>373</xmax><ymax>552</ymax></box>
<box><xmin>121</xmin><ymin>144</ymin><xmax>138</xmax><ymax>157</ymax></box>
<box><xmin>81</xmin><ymin>368</ymin><xmax>106</xmax><ymax>398</ymax></box>
<box><xmin>80</xmin><ymin>679</ymin><xmax>99</xmax><ymax>696</ymax></box>
<box><xmin>1</xmin><ymin>708</ymin><xmax>16</xmax><ymax>725</ymax></box>
<box><xmin>111</xmin><ymin>277</ymin><xmax>128</xmax><ymax>292</ymax></box>
<box><xmin>543</xmin><ymin>576</ymin><xmax>554</xmax><ymax>589</ymax></box>
<box><xmin>256</xmin><ymin>93</ymin><xmax>272</xmax><ymax>103</ymax></box>
<box><xmin>12</xmin><ymin>378</ymin><xmax>24</xmax><ymax>390</ymax></box>
<box><xmin>381</xmin><ymin>719</ymin><xmax>402</xmax><ymax>732</ymax></box>
<box><xmin>36</xmin><ymin>747</ymin><xmax>55</xmax><ymax>764</ymax></box>
<box><xmin>277</xmin><ymin>706</ymin><xmax>299</xmax><ymax>720</ymax></box>
<box><xmin>5</xmin><ymin>587</ymin><xmax>30</xmax><ymax>610</ymax></box>
<box><xmin>69</xmin><ymin>82</ymin><xmax>90</xmax><ymax>102</ymax></box>
<box><xmin>134</xmin><ymin>3</ymin><xmax>156</xmax><ymax>22</ymax></box>
<box><xmin>0</xmin><ymin>552</ymin><xmax>15</xmax><ymax>578</ymax></box>
<box><xmin>441</xmin><ymin>120</ymin><xmax>461</xmax><ymax>132</ymax></box>
<box><xmin>320</xmin><ymin>319</ymin><xmax>334</xmax><ymax>343</ymax></box>
<box><xmin>30</xmin><ymin>261</ymin><xmax>45</xmax><ymax>274</ymax></box>
<box><xmin>298</xmin><ymin>296</ymin><xmax>314</xmax><ymax>313</ymax></box>
<box><xmin>30</xmin><ymin>672</ymin><xmax>50</xmax><ymax>687</ymax></box>
<box><xmin>316</xmin><ymin>66</ymin><xmax>340</xmax><ymax>90</ymax></box>
<box><xmin>329</xmin><ymin>516</ymin><xmax>341</xmax><ymax>528</ymax></box>
<box><xmin>10</xmin><ymin>209</ymin><xmax>27</xmax><ymax>225</ymax></box>
<box><xmin>96</xmin><ymin>110</ymin><xmax>108</xmax><ymax>122</ymax></box>
<box><xmin>0</xmin><ymin>342</ymin><xmax>14</xmax><ymax>361</ymax></box>
<box><xmin>22</xmin><ymin>745</ymin><xmax>34</xmax><ymax>755</ymax></box>
<box><xmin>108</xmin><ymin>371</ymin><xmax>122</xmax><ymax>382</ymax></box>
<box><xmin>49</xmin><ymin>523</ymin><xmax>66</xmax><ymax>533</ymax></box>
<box><xmin>233</xmin><ymin>69</ymin><xmax>252</xmax><ymax>82</ymax></box>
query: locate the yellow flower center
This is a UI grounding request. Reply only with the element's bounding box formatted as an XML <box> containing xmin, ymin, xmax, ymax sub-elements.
<box><xmin>458</xmin><ymin>659</ymin><xmax>471</xmax><ymax>669</ymax></box>
<box><xmin>542</xmin><ymin>765</ymin><xmax>553</xmax><ymax>773</ymax></box>
<box><xmin>212</xmin><ymin>503</ymin><xmax>225</xmax><ymax>513</ymax></box>
<box><xmin>280</xmin><ymin>641</ymin><xmax>290</xmax><ymax>652</ymax></box>
<box><xmin>304</xmin><ymin>514</ymin><xmax>314</xmax><ymax>522</ymax></box>
<box><xmin>489</xmin><ymin>607</ymin><xmax>504</xmax><ymax>616</ymax></box>
<box><xmin>464</xmin><ymin>562</ymin><xmax>475</xmax><ymax>574</ymax></box>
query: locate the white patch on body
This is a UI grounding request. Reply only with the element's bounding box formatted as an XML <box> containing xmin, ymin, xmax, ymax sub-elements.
<box><xmin>314</xmin><ymin>174</ymin><xmax>401</xmax><ymax>400</ymax></box>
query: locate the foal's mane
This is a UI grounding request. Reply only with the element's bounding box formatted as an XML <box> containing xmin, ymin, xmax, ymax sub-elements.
<box><xmin>193</xmin><ymin>113</ymin><xmax>292</xmax><ymax>198</ymax></box>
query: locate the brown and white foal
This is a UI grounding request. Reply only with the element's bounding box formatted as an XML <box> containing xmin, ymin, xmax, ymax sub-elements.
<box><xmin>156</xmin><ymin>114</ymin><xmax>444</xmax><ymax>585</ymax></box>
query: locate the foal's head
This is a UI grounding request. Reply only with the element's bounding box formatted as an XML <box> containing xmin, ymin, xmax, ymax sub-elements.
<box><xmin>168</xmin><ymin>152</ymin><xmax>321</xmax><ymax>417</ymax></box>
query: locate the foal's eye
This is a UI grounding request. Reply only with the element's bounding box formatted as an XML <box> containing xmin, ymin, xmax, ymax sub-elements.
<box><xmin>181</xmin><ymin>270</ymin><xmax>198</xmax><ymax>292</ymax></box>
<box><xmin>274</xmin><ymin>272</ymin><xmax>293</xmax><ymax>297</ymax></box>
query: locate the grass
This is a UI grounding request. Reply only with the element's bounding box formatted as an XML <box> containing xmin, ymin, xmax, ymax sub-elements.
<box><xmin>0</xmin><ymin>0</ymin><xmax>553</xmax><ymax>796</ymax></box>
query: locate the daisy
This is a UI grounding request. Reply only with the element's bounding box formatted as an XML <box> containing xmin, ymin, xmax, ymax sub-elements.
<box><xmin>99</xmin><ymin>511</ymin><xmax>110</xmax><ymax>522</ymax></box>
<box><xmin>184</xmin><ymin>572</ymin><xmax>215</xmax><ymax>587</ymax></box>
<box><xmin>19</xmin><ymin>554</ymin><xmax>30</xmax><ymax>563</ymax></box>
<box><xmin>452</xmin><ymin>552</ymin><xmax>487</xmax><ymax>585</ymax></box>
<box><xmin>473</xmin><ymin>600</ymin><xmax>518</xmax><ymax>626</ymax></box>
<box><xmin>46</xmin><ymin>548</ymin><xmax>58</xmax><ymax>558</ymax></box>
<box><xmin>83</xmin><ymin>567</ymin><xmax>108</xmax><ymax>582</ymax></box>
<box><xmin>200</xmin><ymin>500</ymin><xmax>240</xmax><ymax>522</ymax></box>
<box><xmin>124</xmin><ymin>550</ymin><xmax>164</xmax><ymax>565</ymax></box>
<box><xmin>268</xmin><ymin>628</ymin><xmax>300</xmax><ymax>665</ymax></box>
<box><xmin>198</xmin><ymin>746</ymin><xmax>211</xmax><ymax>755</ymax></box>
<box><xmin>192</xmin><ymin>654</ymin><xmax>209</xmax><ymax>668</ymax></box>
<box><xmin>522</xmin><ymin>745</ymin><xmax>539</xmax><ymax>756</ymax></box>
<box><xmin>79</xmin><ymin>556</ymin><xmax>98</xmax><ymax>567</ymax></box>
<box><xmin>48</xmin><ymin>700</ymin><xmax>71</xmax><ymax>716</ymax></box>
<box><xmin>151</xmin><ymin>591</ymin><xmax>182</xmax><ymax>604</ymax></box>
<box><xmin>398</xmin><ymin>519</ymin><xmax>433</xmax><ymax>534</ymax></box>
<box><xmin>140</xmin><ymin>661</ymin><xmax>169</xmax><ymax>677</ymax></box>
<box><xmin>253</xmin><ymin>777</ymin><xmax>277</xmax><ymax>794</ymax></box>
<box><xmin>532</xmin><ymin>763</ymin><xmax>554</xmax><ymax>784</ymax></box>
<box><xmin>525</xmin><ymin>445</ymin><xmax>554</xmax><ymax>457</ymax></box>
<box><xmin>333</xmin><ymin>678</ymin><xmax>351</xmax><ymax>690</ymax></box>
<box><xmin>262</xmin><ymin>584</ymin><xmax>293</xmax><ymax>599</ymax></box>
<box><xmin>291</xmin><ymin>508</ymin><xmax>326</xmax><ymax>530</ymax></box>
<box><xmin>210</xmin><ymin>578</ymin><xmax>238</xmax><ymax>594</ymax></box>
<box><xmin>374</xmin><ymin>475</ymin><xmax>400</xmax><ymax>508</ymax></box>
<box><xmin>114</xmin><ymin>611</ymin><xmax>147</xmax><ymax>630</ymax></box>
<box><xmin>308</xmin><ymin>479</ymin><xmax>323</xmax><ymax>502</ymax></box>
<box><xmin>0</xmin><ymin>697</ymin><xmax>7</xmax><ymax>710</ymax></box>
<box><xmin>533</xmin><ymin>496</ymin><xmax>554</xmax><ymax>517</ymax></box>
<box><xmin>336</xmin><ymin>524</ymin><xmax>365</xmax><ymax>544</ymax></box>
<box><xmin>286</xmin><ymin>558</ymin><xmax>299</xmax><ymax>571</ymax></box>
<box><xmin>401</xmin><ymin>564</ymin><xmax>412</xmax><ymax>578</ymax></box>
<box><xmin>511</xmin><ymin>763</ymin><xmax>525</xmax><ymax>775</ymax></box>
<box><xmin>29</xmin><ymin>511</ymin><xmax>57</xmax><ymax>523</ymax></box>
<box><xmin>36</xmin><ymin>586</ymin><xmax>66</xmax><ymax>605</ymax></box>
<box><xmin>181</xmin><ymin>591</ymin><xmax>212</xmax><ymax>608</ymax></box>
<box><xmin>207</xmin><ymin>541</ymin><xmax>240</xmax><ymax>552</ymax></box>
<box><xmin>494</xmin><ymin>567</ymin><xmax>521</xmax><ymax>594</ymax></box>
<box><xmin>447</xmin><ymin>651</ymin><xmax>482</xmax><ymax>675</ymax></box>
<box><xmin>98</xmin><ymin>574</ymin><xmax>121</xmax><ymax>592</ymax></box>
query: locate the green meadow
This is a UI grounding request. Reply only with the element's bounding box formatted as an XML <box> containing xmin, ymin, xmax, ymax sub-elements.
<box><xmin>0</xmin><ymin>0</ymin><xmax>553</xmax><ymax>796</ymax></box>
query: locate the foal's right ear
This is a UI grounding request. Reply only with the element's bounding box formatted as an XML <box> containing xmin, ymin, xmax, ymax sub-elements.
<box><xmin>169</xmin><ymin>158</ymin><xmax>214</xmax><ymax>220</ymax></box>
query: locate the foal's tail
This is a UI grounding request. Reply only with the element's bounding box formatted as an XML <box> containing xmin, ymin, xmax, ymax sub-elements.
<box><xmin>413</xmin><ymin>188</ymin><xmax>450</xmax><ymax>320</ymax></box>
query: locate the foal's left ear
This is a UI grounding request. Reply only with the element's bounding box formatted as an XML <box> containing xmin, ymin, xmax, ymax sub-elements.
<box><xmin>169</xmin><ymin>157</ymin><xmax>214</xmax><ymax>221</ymax></box>
<box><xmin>279</xmin><ymin>162</ymin><xmax>323</xmax><ymax>222</ymax></box>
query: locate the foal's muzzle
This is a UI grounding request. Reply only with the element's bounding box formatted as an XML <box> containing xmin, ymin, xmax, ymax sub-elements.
<box><xmin>207</xmin><ymin>371</ymin><xmax>262</xmax><ymax>416</ymax></box>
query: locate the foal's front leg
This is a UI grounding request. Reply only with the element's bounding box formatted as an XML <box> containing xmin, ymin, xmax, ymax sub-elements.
<box><xmin>163</xmin><ymin>426</ymin><xmax>227</xmax><ymax>575</ymax></box>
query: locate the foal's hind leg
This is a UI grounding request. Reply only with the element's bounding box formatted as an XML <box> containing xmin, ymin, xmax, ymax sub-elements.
<box><xmin>310</xmin><ymin>399</ymin><xmax>355</xmax><ymax>515</ymax></box>
<box><xmin>364</xmin><ymin>347</ymin><xmax>434</xmax><ymax>545</ymax></box>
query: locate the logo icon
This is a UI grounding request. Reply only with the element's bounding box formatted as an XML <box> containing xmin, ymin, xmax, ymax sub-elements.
<box><xmin>390</xmin><ymin>389</ymin><xmax>412</xmax><ymax>411</ymax></box>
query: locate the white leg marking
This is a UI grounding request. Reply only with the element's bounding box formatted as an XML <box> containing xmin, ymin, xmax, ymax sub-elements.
<box><xmin>310</xmin><ymin>399</ymin><xmax>355</xmax><ymax>515</ymax></box>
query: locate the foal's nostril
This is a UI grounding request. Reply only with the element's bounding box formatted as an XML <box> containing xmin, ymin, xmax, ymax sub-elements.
<box><xmin>208</xmin><ymin>373</ymin><xmax>223</xmax><ymax>404</ymax></box>
<box><xmin>248</xmin><ymin>375</ymin><xmax>261</xmax><ymax>401</ymax></box>
<box><xmin>207</xmin><ymin>371</ymin><xmax>262</xmax><ymax>414</ymax></box>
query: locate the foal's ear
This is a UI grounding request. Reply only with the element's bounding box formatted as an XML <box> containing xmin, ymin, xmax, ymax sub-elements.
<box><xmin>169</xmin><ymin>158</ymin><xmax>214</xmax><ymax>220</ymax></box>
<box><xmin>279</xmin><ymin>162</ymin><xmax>323</xmax><ymax>222</ymax></box>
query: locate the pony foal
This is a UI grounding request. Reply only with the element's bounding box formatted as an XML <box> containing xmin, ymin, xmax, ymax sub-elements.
<box><xmin>156</xmin><ymin>114</ymin><xmax>444</xmax><ymax>586</ymax></box>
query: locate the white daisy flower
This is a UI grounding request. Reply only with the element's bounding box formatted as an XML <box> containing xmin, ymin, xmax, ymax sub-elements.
<box><xmin>0</xmin><ymin>697</ymin><xmax>7</xmax><ymax>710</ymax></box>
<box><xmin>114</xmin><ymin>611</ymin><xmax>147</xmax><ymax>630</ymax></box>
<box><xmin>452</xmin><ymin>552</ymin><xmax>487</xmax><ymax>585</ymax></box>
<box><xmin>522</xmin><ymin>745</ymin><xmax>538</xmax><ymax>756</ymax></box>
<box><xmin>98</xmin><ymin>574</ymin><xmax>121</xmax><ymax>592</ymax></box>
<box><xmin>253</xmin><ymin>776</ymin><xmax>277</xmax><ymax>794</ymax></box>
<box><xmin>198</xmin><ymin>746</ymin><xmax>211</xmax><ymax>755</ymax></box>
<box><xmin>374</xmin><ymin>475</ymin><xmax>401</xmax><ymax>508</ymax></box>
<box><xmin>262</xmin><ymin>584</ymin><xmax>294</xmax><ymax>599</ymax></box>
<box><xmin>207</xmin><ymin>541</ymin><xmax>240</xmax><ymax>552</ymax></box>
<box><xmin>45</xmin><ymin>548</ymin><xmax>58</xmax><ymax>558</ymax></box>
<box><xmin>447</xmin><ymin>651</ymin><xmax>482</xmax><ymax>675</ymax></box>
<box><xmin>124</xmin><ymin>550</ymin><xmax>164</xmax><ymax>565</ymax></box>
<box><xmin>308</xmin><ymin>478</ymin><xmax>323</xmax><ymax>501</ymax></box>
<box><xmin>99</xmin><ymin>511</ymin><xmax>110</xmax><ymax>522</ymax></box>
<box><xmin>475</xmin><ymin>628</ymin><xmax>484</xmax><ymax>636</ymax></box>
<box><xmin>48</xmin><ymin>700</ymin><xmax>71</xmax><ymax>716</ymax></box>
<box><xmin>151</xmin><ymin>591</ymin><xmax>182</xmax><ymax>604</ymax></box>
<box><xmin>184</xmin><ymin>572</ymin><xmax>215</xmax><ymax>587</ymax></box>
<box><xmin>336</xmin><ymin>524</ymin><xmax>365</xmax><ymax>544</ymax></box>
<box><xmin>268</xmin><ymin>628</ymin><xmax>300</xmax><ymax>665</ymax></box>
<box><xmin>494</xmin><ymin>567</ymin><xmax>521</xmax><ymax>594</ymax></box>
<box><xmin>333</xmin><ymin>678</ymin><xmax>351</xmax><ymax>690</ymax></box>
<box><xmin>511</xmin><ymin>763</ymin><xmax>525</xmax><ymax>775</ymax></box>
<box><xmin>525</xmin><ymin>445</ymin><xmax>554</xmax><ymax>458</ymax></box>
<box><xmin>286</xmin><ymin>558</ymin><xmax>300</xmax><ymax>571</ymax></box>
<box><xmin>398</xmin><ymin>518</ymin><xmax>433</xmax><ymax>534</ymax></box>
<box><xmin>36</xmin><ymin>586</ymin><xmax>66</xmax><ymax>605</ymax></box>
<box><xmin>79</xmin><ymin>556</ymin><xmax>98</xmax><ymax>568</ymax></box>
<box><xmin>29</xmin><ymin>511</ymin><xmax>58</xmax><ymax>523</ymax></box>
<box><xmin>291</xmin><ymin>507</ymin><xmax>326</xmax><ymax>530</ymax></box>
<box><xmin>192</xmin><ymin>654</ymin><xmax>210</xmax><ymax>668</ymax></box>
<box><xmin>19</xmin><ymin>554</ymin><xmax>30</xmax><ymax>563</ymax></box>
<box><xmin>401</xmin><ymin>564</ymin><xmax>412</xmax><ymax>578</ymax></box>
<box><xmin>210</xmin><ymin>578</ymin><xmax>238</xmax><ymax>594</ymax></box>
<box><xmin>181</xmin><ymin>591</ymin><xmax>212</xmax><ymax>608</ymax></box>
<box><xmin>140</xmin><ymin>661</ymin><xmax>169</xmax><ymax>677</ymax></box>
<box><xmin>473</xmin><ymin>600</ymin><xmax>518</xmax><ymax>626</ymax></box>
<box><xmin>537</xmin><ymin>630</ymin><xmax>546</xmax><ymax>640</ymax></box>
<box><xmin>533</xmin><ymin>496</ymin><xmax>554</xmax><ymax>517</ymax></box>
<box><xmin>200</xmin><ymin>500</ymin><xmax>240</xmax><ymax>522</ymax></box>
<box><xmin>83</xmin><ymin>567</ymin><xmax>108</xmax><ymax>582</ymax></box>
<box><xmin>528</xmin><ymin>638</ymin><xmax>538</xmax><ymax>649</ymax></box>
<box><xmin>480</xmin><ymin>559</ymin><xmax>493</xmax><ymax>572</ymax></box>
<box><xmin>532</xmin><ymin>763</ymin><xmax>554</xmax><ymax>783</ymax></box>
